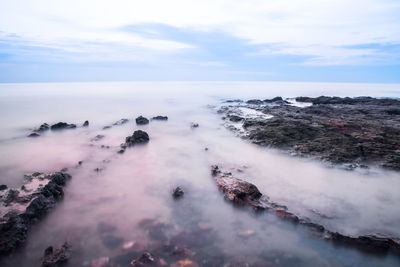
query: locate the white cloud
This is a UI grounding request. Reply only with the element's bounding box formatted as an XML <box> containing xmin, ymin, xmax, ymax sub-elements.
<box><xmin>0</xmin><ymin>0</ymin><xmax>399</xmax><ymax>64</ymax></box>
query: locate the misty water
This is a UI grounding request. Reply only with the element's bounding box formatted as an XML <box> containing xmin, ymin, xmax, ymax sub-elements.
<box><xmin>1</xmin><ymin>82</ymin><xmax>400</xmax><ymax>266</ymax></box>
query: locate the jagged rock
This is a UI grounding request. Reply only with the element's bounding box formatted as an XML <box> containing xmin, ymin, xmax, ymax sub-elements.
<box><xmin>83</xmin><ymin>120</ymin><xmax>89</xmax><ymax>127</ymax></box>
<box><xmin>124</xmin><ymin>130</ymin><xmax>150</xmax><ymax>147</ymax></box>
<box><xmin>264</xmin><ymin>96</ymin><xmax>283</xmax><ymax>103</ymax></box>
<box><xmin>113</xmin><ymin>118</ymin><xmax>129</xmax><ymax>125</ymax></box>
<box><xmin>130</xmin><ymin>252</ymin><xmax>160</xmax><ymax>266</ymax></box>
<box><xmin>218</xmin><ymin>96</ymin><xmax>400</xmax><ymax>170</ymax></box>
<box><xmin>50</xmin><ymin>122</ymin><xmax>76</xmax><ymax>130</ymax></box>
<box><xmin>152</xmin><ymin>116</ymin><xmax>168</xmax><ymax>121</ymax></box>
<box><xmin>28</xmin><ymin>132</ymin><xmax>40</xmax><ymax>137</ymax></box>
<box><xmin>41</xmin><ymin>242</ymin><xmax>72</xmax><ymax>267</ymax></box>
<box><xmin>190</xmin><ymin>123</ymin><xmax>199</xmax><ymax>128</ymax></box>
<box><xmin>136</xmin><ymin>116</ymin><xmax>149</xmax><ymax>125</ymax></box>
<box><xmin>0</xmin><ymin>171</ymin><xmax>71</xmax><ymax>255</ymax></box>
<box><xmin>172</xmin><ymin>187</ymin><xmax>184</xmax><ymax>198</ymax></box>
<box><xmin>0</xmin><ymin>185</ymin><xmax>7</xmax><ymax>191</ymax></box>
<box><xmin>246</xmin><ymin>99</ymin><xmax>263</xmax><ymax>105</ymax></box>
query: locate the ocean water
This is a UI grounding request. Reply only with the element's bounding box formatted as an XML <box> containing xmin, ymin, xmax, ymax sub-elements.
<box><xmin>0</xmin><ymin>81</ymin><xmax>400</xmax><ymax>266</ymax></box>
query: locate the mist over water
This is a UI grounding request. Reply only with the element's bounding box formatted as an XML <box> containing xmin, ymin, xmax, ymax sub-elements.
<box><xmin>0</xmin><ymin>82</ymin><xmax>400</xmax><ymax>266</ymax></box>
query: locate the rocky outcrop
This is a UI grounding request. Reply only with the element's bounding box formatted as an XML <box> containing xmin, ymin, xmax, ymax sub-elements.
<box><xmin>50</xmin><ymin>122</ymin><xmax>77</xmax><ymax>130</ymax></box>
<box><xmin>210</xmin><ymin>165</ymin><xmax>400</xmax><ymax>255</ymax></box>
<box><xmin>152</xmin><ymin>116</ymin><xmax>168</xmax><ymax>121</ymax></box>
<box><xmin>41</xmin><ymin>242</ymin><xmax>72</xmax><ymax>267</ymax></box>
<box><xmin>218</xmin><ymin>96</ymin><xmax>400</xmax><ymax>170</ymax></box>
<box><xmin>119</xmin><ymin>130</ymin><xmax>150</xmax><ymax>154</ymax></box>
<box><xmin>0</xmin><ymin>171</ymin><xmax>71</xmax><ymax>256</ymax></box>
<box><xmin>82</xmin><ymin>120</ymin><xmax>89</xmax><ymax>127</ymax></box>
<box><xmin>136</xmin><ymin>116</ymin><xmax>149</xmax><ymax>125</ymax></box>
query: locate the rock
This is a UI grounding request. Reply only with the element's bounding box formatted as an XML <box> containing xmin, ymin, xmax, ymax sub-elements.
<box><xmin>218</xmin><ymin>96</ymin><xmax>400</xmax><ymax>170</ymax></box>
<box><xmin>264</xmin><ymin>96</ymin><xmax>283</xmax><ymax>103</ymax></box>
<box><xmin>152</xmin><ymin>116</ymin><xmax>168</xmax><ymax>121</ymax></box>
<box><xmin>0</xmin><ymin>171</ymin><xmax>71</xmax><ymax>255</ymax></box>
<box><xmin>172</xmin><ymin>187</ymin><xmax>184</xmax><ymax>198</ymax></box>
<box><xmin>136</xmin><ymin>116</ymin><xmax>149</xmax><ymax>125</ymax></box>
<box><xmin>130</xmin><ymin>252</ymin><xmax>157</xmax><ymax>266</ymax></box>
<box><xmin>113</xmin><ymin>118</ymin><xmax>129</xmax><ymax>125</ymax></box>
<box><xmin>41</xmin><ymin>242</ymin><xmax>71</xmax><ymax>267</ymax></box>
<box><xmin>0</xmin><ymin>184</ymin><xmax>7</xmax><ymax>191</ymax></box>
<box><xmin>211</xmin><ymin>165</ymin><xmax>263</xmax><ymax>208</ymax></box>
<box><xmin>36</xmin><ymin>123</ymin><xmax>50</xmax><ymax>132</ymax></box>
<box><xmin>103</xmin><ymin>126</ymin><xmax>111</xmax><ymax>130</ymax></box>
<box><xmin>83</xmin><ymin>120</ymin><xmax>89</xmax><ymax>127</ymax></box>
<box><xmin>28</xmin><ymin>132</ymin><xmax>40</xmax><ymax>137</ymax></box>
<box><xmin>50</xmin><ymin>122</ymin><xmax>77</xmax><ymax>130</ymax></box>
<box><xmin>124</xmin><ymin>130</ymin><xmax>150</xmax><ymax>147</ymax></box>
<box><xmin>190</xmin><ymin>123</ymin><xmax>199</xmax><ymax>128</ymax></box>
<box><xmin>246</xmin><ymin>99</ymin><xmax>263</xmax><ymax>105</ymax></box>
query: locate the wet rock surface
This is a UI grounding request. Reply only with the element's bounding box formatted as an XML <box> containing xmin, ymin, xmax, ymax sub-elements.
<box><xmin>124</xmin><ymin>130</ymin><xmax>150</xmax><ymax>147</ymax></box>
<box><xmin>50</xmin><ymin>122</ymin><xmax>77</xmax><ymax>130</ymax></box>
<box><xmin>218</xmin><ymin>96</ymin><xmax>400</xmax><ymax>170</ymax></box>
<box><xmin>211</xmin><ymin>165</ymin><xmax>400</xmax><ymax>255</ymax></box>
<box><xmin>136</xmin><ymin>116</ymin><xmax>149</xmax><ymax>125</ymax></box>
<box><xmin>0</xmin><ymin>171</ymin><xmax>71</xmax><ymax>256</ymax></box>
<box><xmin>41</xmin><ymin>242</ymin><xmax>72</xmax><ymax>267</ymax></box>
<box><xmin>172</xmin><ymin>187</ymin><xmax>184</xmax><ymax>198</ymax></box>
<box><xmin>152</xmin><ymin>116</ymin><xmax>168</xmax><ymax>121</ymax></box>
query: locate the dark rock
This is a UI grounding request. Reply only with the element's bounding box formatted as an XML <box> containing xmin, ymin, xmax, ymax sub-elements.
<box><xmin>130</xmin><ymin>252</ymin><xmax>157</xmax><ymax>266</ymax></box>
<box><xmin>36</xmin><ymin>123</ymin><xmax>50</xmax><ymax>132</ymax></box>
<box><xmin>219</xmin><ymin>96</ymin><xmax>400</xmax><ymax>170</ymax></box>
<box><xmin>83</xmin><ymin>120</ymin><xmax>89</xmax><ymax>127</ymax></box>
<box><xmin>190</xmin><ymin>123</ymin><xmax>199</xmax><ymax>128</ymax></box>
<box><xmin>0</xmin><ymin>171</ymin><xmax>71</xmax><ymax>255</ymax></box>
<box><xmin>41</xmin><ymin>242</ymin><xmax>71</xmax><ymax>267</ymax></box>
<box><xmin>0</xmin><ymin>184</ymin><xmax>7</xmax><ymax>191</ymax></box>
<box><xmin>264</xmin><ymin>96</ymin><xmax>283</xmax><ymax>103</ymax></box>
<box><xmin>246</xmin><ymin>99</ymin><xmax>263</xmax><ymax>105</ymax></box>
<box><xmin>28</xmin><ymin>132</ymin><xmax>40</xmax><ymax>137</ymax></box>
<box><xmin>136</xmin><ymin>116</ymin><xmax>149</xmax><ymax>125</ymax></box>
<box><xmin>172</xmin><ymin>187</ymin><xmax>184</xmax><ymax>198</ymax></box>
<box><xmin>118</xmin><ymin>149</ymin><xmax>125</xmax><ymax>154</ymax></box>
<box><xmin>113</xmin><ymin>118</ymin><xmax>129</xmax><ymax>125</ymax></box>
<box><xmin>387</xmin><ymin>109</ymin><xmax>400</xmax><ymax>115</ymax></box>
<box><xmin>228</xmin><ymin>115</ymin><xmax>243</xmax><ymax>122</ymax></box>
<box><xmin>152</xmin><ymin>116</ymin><xmax>168</xmax><ymax>121</ymax></box>
<box><xmin>50</xmin><ymin>122</ymin><xmax>76</xmax><ymax>130</ymax></box>
<box><xmin>210</xmin><ymin>165</ymin><xmax>265</xmax><ymax>210</ymax></box>
<box><xmin>92</xmin><ymin>134</ymin><xmax>105</xmax><ymax>142</ymax></box>
<box><xmin>124</xmin><ymin>130</ymin><xmax>150</xmax><ymax>147</ymax></box>
<box><xmin>103</xmin><ymin>126</ymin><xmax>111</xmax><ymax>130</ymax></box>
<box><xmin>78</xmin><ymin>161</ymin><xmax>83</xmax><ymax>165</ymax></box>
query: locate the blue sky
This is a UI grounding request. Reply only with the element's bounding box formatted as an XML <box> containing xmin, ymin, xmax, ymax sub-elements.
<box><xmin>0</xmin><ymin>0</ymin><xmax>400</xmax><ymax>83</ymax></box>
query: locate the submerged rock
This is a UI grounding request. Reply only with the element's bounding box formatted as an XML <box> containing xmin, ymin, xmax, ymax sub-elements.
<box><xmin>124</xmin><ymin>130</ymin><xmax>150</xmax><ymax>147</ymax></box>
<box><xmin>172</xmin><ymin>187</ymin><xmax>184</xmax><ymax>198</ymax></box>
<box><xmin>152</xmin><ymin>116</ymin><xmax>168</xmax><ymax>121</ymax></box>
<box><xmin>190</xmin><ymin>123</ymin><xmax>199</xmax><ymax>128</ymax></box>
<box><xmin>50</xmin><ymin>122</ymin><xmax>77</xmax><ymax>130</ymax></box>
<box><xmin>136</xmin><ymin>116</ymin><xmax>149</xmax><ymax>125</ymax></box>
<box><xmin>0</xmin><ymin>171</ymin><xmax>71</xmax><ymax>255</ymax></box>
<box><xmin>41</xmin><ymin>242</ymin><xmax>72</xmax><ymax>267</ymax></box>
<box><xmin>28</xmin><ymin>132</ymin><xmax>40</xmax><ymax>137</ymax></box>
<box><xmin>130</xmin><ymin>252</ymin><xmax>162</xmax><ymax>266</ymax></box>
<box><xmin>113</xmin><ymin>118</ymin><xmax>129</xmax><ymax>126</ymax></box>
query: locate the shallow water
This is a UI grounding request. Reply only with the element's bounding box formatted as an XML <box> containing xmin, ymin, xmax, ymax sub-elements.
<box><xmin>0</xmin><ymin>82</ymin><xmax>400</xmax><ymax>266</ymax></box>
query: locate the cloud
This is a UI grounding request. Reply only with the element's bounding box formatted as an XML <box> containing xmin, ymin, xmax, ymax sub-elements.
<box><xmin>0</xmin><ymin>0</ymin><xmax>399</xmax><ymax>67</ymax></box>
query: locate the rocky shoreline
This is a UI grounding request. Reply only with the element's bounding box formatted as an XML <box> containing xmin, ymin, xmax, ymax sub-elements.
<box><xmin>211</xmin><ymin>165</ymin><xmax>400</xmax><ymax>255</ymax></box>
<box><xmin>0</xmin><ymin>171</ymin><xmax>71</xmax><ymax>255</ymax></box>
<box><xmin>218</xmin><ymin>96</ymin><xmax>400</xmax><ymax>170</ymax></box>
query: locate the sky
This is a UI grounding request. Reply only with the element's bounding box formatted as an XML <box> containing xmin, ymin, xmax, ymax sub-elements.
<box><xmin>0</xmin><ymin>0</ymin><xmax>399</xmax><ymax>83</ymax></box>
